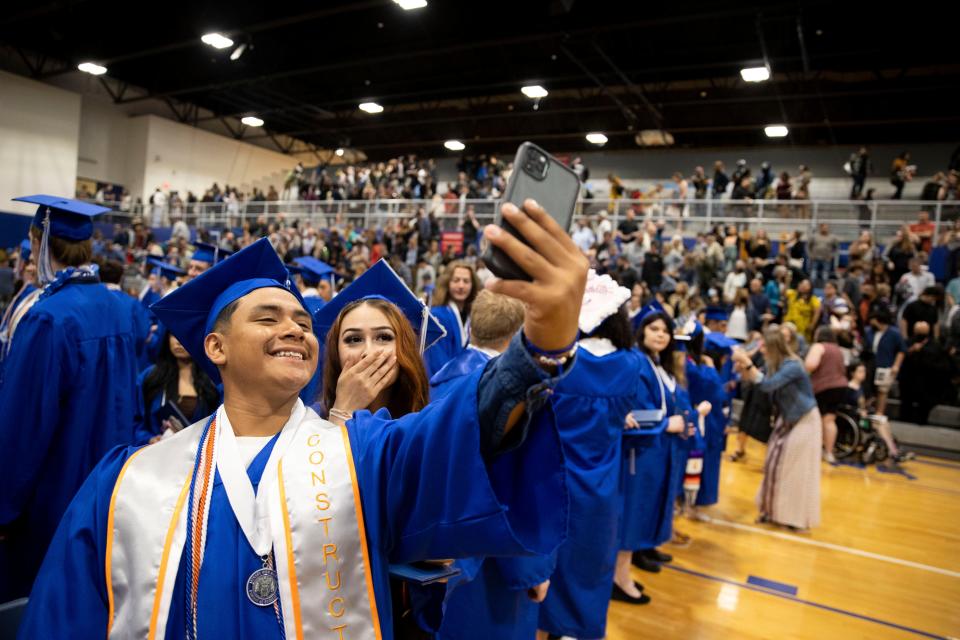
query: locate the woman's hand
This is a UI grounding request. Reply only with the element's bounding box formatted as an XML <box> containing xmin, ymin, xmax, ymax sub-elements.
<box><xmin>528</xmin><ymin>580</ymin><xmax>551</xmax><ymax>603</ymax></box>
<box><xmin>624</xmin><ymin>413</ymin><xmax>640</xmax><ymax>429</ymax></box>
<box><xmin>332</xmin><ymin>351</ymin><xmax>397</xmax><ymax>415</ymax></box>
<box><xmin>484</xmin><ymin>199</ymin><xmax>589</xmax><ymax>353</ymax></box>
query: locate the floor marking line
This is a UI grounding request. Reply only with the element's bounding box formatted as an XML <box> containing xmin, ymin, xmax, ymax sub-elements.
<box><xmin>663</xmin><ymin>564</ymin><xmax>949</xmax><ymax>640</ymax></box>
<box><xmin>703</xmin><ymin>516</ymin><xmax>960</xmax><ymax>579</ymax></box>
<box><xmin>914</xmin><ymin>458</ymin><xmax>960</xmax><ymax>470</ymax></box>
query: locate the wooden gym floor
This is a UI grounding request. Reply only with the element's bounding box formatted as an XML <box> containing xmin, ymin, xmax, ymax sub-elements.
<box><xmin>606</xmin><ymin>438</ymin><xmax>960</xmax><ymax>639</ymax></box>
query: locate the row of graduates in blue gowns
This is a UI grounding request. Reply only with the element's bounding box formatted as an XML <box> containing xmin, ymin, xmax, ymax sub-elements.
<box><xmin>1</xmin><ymin>196</ymin><xmax>733</xmax><ymax>639</ymax></box>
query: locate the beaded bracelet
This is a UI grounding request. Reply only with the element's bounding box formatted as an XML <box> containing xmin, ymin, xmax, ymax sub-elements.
<box><xmin>522</xmin><ymin>331</ymin><xmax>579</xmax><ymax>367</ymax></box>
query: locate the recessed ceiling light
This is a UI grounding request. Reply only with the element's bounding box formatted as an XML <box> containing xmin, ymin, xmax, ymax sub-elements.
<box><xmin>764</xmin><ymin>125</ymin><xmax>789</xmax><ymax>138</ymax></box>
<box><xmin>444</xmin><ymin>140</ymin><xmax>465</xmax><ymax>151</ymax></box>
<box><xmin>740</xmin><ymin>66</ymin><xmax>770</xmax><ymax>82</ymax></box>
<box><xmin>394</xmin><ymin>0</ymin><xmax>427</xmax><ymax>9</ymax></box>
<box><xmin>77</xmin><ymin>62</ymin><xmax>107</xmax><ymax>76</ymax></box>
<box><xmin>359</xmin><ymin>102</ymin><xmax>384</xmax><ymax>114</ymax></box>
<box><xmin>241</xmin><ymin>116</ymin><xmax>264</xmax><ymax>127</ymax></box>
<box><xmin>521</xmin><ymin>85</ymin><xmax>548</xmax><ymax>99</ymax></box>
<box><xmin>585</xmin><ymin>132</ymin><xmax>608</xmax><ymax>145</ymax></box>
<box><xmin>201</xmin><ymin>33</ymin><xmax>234</xmax><ymax>50</ymax></box>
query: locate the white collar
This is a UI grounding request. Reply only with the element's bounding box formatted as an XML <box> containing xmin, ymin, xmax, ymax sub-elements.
<box><xmin>578</xmin><ymin>337</ymin><xmax>616</xmax><ymax>357</ymax></box>
<box><xmin>216</xmin><ymin>400</ymin><xmax>305</xmax><ymax>556</ymax></box>
<box><xmin>448</xmin><ymin>301</ymin><xmax>469</xmax><ymax>347</ymax></box>
<box><xmin>468</xmin><ymin>344</ymin><xmax>500</xmax><ymax>358</ymax></box>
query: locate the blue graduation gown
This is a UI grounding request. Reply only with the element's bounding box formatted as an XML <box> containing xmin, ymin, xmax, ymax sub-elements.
<box><xmin>0</xmin><ymin>280</ymin><xmax>140</xmax><ymax>601</ymax></box>
<box><xmin>110</xmin><ymin>287</ymin><xmax>151</xmax><ymax>371</ymax></box>
<box><xmin>19</xmin><ymin>364</ymin><xmax>568</xmax><ymax>639</ymax></box>
<box><xmin>430</xmin><ymin>347</ymin><xmax>491</xmax><ymax>400</ymax></box>
<box><xmin>669</xmin><ymin>387</ymin><xmax>700</xmax><ymax>498</ymax></box>
<box><xmin>424</xmin><ymin>305</ymin><xmax>466</xmax><ymax>377</ymax></box>
<box><xmin>0</xmin><ymin>283</ymin><xmax>37</xmax><ymax>376</ymax></box>
<box><xmin>538</xmin><ymin>347</ymin><xmax>643</xmax><ymax>639</ymax></box>
<box><xmin>619</xmin><ymin>353</ymin><xmax>692</xmax><ymax>550</ymax></box>
<box><xmin>132</xmin><ymin>366</ymin><xmax>219</xmax><ymax>445</ymax></box>
<box><xmin>685</xmin><ymin>360</ymin><xmax>729</xmax><ymax>506</ymax></box>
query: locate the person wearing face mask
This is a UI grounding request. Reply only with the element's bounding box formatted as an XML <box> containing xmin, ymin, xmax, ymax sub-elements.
<box><xmin>20</xmin><ymin>199</ymin><xmax>585</xmax><ymax>640</ymax></box>
<box><xmin>617</xmin><ymin>304</ymin><xmax>696</xmax><ymax>598</ymax></box>
<box><xmin>424</xmin><ymin>260</ymin><xmax>482</xmax><ymax>377</ymax></box>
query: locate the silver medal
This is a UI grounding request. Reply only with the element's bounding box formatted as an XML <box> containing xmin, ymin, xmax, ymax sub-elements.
<box><xmin>246</xmin><ymin>567</ymin><xmax>279</xmax><ymax>607</ymax></box>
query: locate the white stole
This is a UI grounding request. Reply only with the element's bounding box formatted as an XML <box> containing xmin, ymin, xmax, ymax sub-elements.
<box><xmin>106</xmin><ymin>406</ymin><xmax>381</xmax><ymax>640</ymax></box>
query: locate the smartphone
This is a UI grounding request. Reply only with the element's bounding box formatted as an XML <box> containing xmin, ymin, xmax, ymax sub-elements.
<box><xmin>388</xmin><ymin>562</ymin><xmax>462</xmax><ymax>585</ymax></box>
<box><xmin>481</xmin><ymin>142</ymin><xmax>581</xmax><ymax>281</ymax></box>
<box><xmin>156</xmin><ymin>400</ymin><xmax>191</xmax><ymax>432</ymax></box>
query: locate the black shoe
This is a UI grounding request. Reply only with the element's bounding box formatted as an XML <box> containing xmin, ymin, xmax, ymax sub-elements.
<box><xmin>611</xmin><ymin>582</ymin><xmax>651</xmax><ymax>604</ymax></box>
<box><xmin>647</xmin><ymin>548</ymin><xmax>673</xmax><ymax>563</ymax></box>
<box><xmin>631</xmin><ymin>551</ymin><xmax>662</xmax><ymax>573</ymax></box>
<box><xmin>893</xmin><ymin>451</ymin><xmax>916</xmax><ymax>463</ymax></box>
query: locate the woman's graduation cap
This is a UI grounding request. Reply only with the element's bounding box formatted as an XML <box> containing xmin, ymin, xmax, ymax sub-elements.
<box><xmin>313</xmin><ymin>258</ymin><xmax>446</xmax><ymax>354</ymax></box>
<box><xmin>191</xmin><ymin>242</ymin><xmax>232</xmax><ymax>265</ymax></box>
<box><xmin>579</xmin><ymin>270</ymin><xmax>632</xmax><ymax>334</ymax></box>
<box><xmin>631</xmin><ymin>299</ymin><xmax>670</xmax><ymax>333</ymax></box>
<box><xmin>13</xmin><ymin>194</ymin><xmax>111</xmax><ymax>284</ymax></box>
<box><xmin>150</xmin><ymin>237</ymin><xmax>307</xmax><ymax>384</ymax></box>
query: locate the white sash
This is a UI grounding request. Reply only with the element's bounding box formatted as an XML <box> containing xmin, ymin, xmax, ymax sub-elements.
<box><xmin>108</xmin><ymin>407</ymin><xmax>380</xmax><ymax>640</ymax></box>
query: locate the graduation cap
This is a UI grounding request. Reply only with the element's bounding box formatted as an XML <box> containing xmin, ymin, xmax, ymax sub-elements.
<box><xmin>191</xmin><ymin>242</ymin><xmax>232</xmax><ymax>265</ymax></box>
<box><xmin>286</xmin><ymin>263</ymin><xmax>305</xmax><ymax>278</ymax></box>
<box><xmin>19</xmin><ymin>239</ymin><xmax>31</xmax><ymax>262</ymax></box>
<box><xmin>579</xmin><ymin>270</ymin><xmax>632</xmax><ymax>334</ymax></box>
<box><xmin>146</xmin><ymin>257</ymin><xmax>186</xmax><ymax>281</ymax></box>
<box><xmin>13</xmin><ymin>194</ymin><xmax>111</xmax><ymax>284</ymax></box>
<box><xmin>705</xmin><ymin>305</ymin><xmax>729</xmax><ymax>322</ymax></box>
<box><xmin>313</xmin><ymin>258</ymin><xmax>445</xmax><ymax>354</ymax></box>
<box><xmin>294</xmin><ymin>256</ymin><xmax>339</xmax><ymax>285</ymax></box>
<box><xmin>150</xmin><ymin>237</ymin><xmax>306</xmax><ymax>384</ymax></box>
<box><xmin>674</xmin><ymin>318</ymin><xmax>703</xmax><ymax>343</ymax></box>
<box><xmin>631</xmin><ymin>300</ymin><xmax>670</xmax><ymax>333</ymax></box>
<box><xmin>704</xmin><ymin>331</ymin><xmax>739</xmax><ymax>353</ymax></box>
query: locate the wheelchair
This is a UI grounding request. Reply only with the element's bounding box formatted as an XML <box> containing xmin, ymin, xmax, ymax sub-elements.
<box><xmin>833</xmin><ymin>404</ymin><xmax>890</xmax><ymax>465</ymax></box>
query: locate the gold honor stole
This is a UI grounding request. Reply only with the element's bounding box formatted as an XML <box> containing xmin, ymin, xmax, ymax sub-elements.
<box><xmin>106</xmin><ymin>407</ymin><xmax>382</xmax><ymax>639</ymax></box>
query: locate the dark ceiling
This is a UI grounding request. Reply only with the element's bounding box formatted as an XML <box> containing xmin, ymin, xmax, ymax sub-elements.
<box><xmin>1</xmin><ymin>0</ymin><xmax>958</xmax><ymax>160</ymax></box>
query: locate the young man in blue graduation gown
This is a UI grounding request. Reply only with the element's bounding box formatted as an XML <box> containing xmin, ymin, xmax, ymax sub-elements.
<box><xmin>19</xmin><ymin>199</ymin><xmax>587</xmax><ymax>640</ymax></box>
<box><xmin>425</xmin><ymin>289</ymin><xmax>554</xmax><ymax>640</ymax></box>
<box><xmin>97</xmin><ymin>258</ymin><xmax>152</xmax><ymax>368</ymax></box>
<box><xmin>187</xmin><ymin>242</ymin><xmax>232</xmax><ymax>282</ymax></box>
<box><xmin>0</xmin><ymin>195</ymin><xmax>141</xmax><ymax>602</ymax></box>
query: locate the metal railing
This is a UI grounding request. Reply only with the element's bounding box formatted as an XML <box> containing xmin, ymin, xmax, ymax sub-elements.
<box><xmin>88</xmin><ymin>197</ymin><xmax>956</xmax><ymax>243</ymax></box>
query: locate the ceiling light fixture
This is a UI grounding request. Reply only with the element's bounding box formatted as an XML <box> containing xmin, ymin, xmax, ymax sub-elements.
<box><xmin>585</xmin><ymin>132</ymin><xmax>608</xmax><ymax>145</ymax></box>
<box><xmin>77</xmin><ymin>62</ymin><xmax>107</xmax><ymax>76</ymax></box>
<box><xmin>764</xmin><ymin>124</ymin><xmax>789</xmax><ymax>138</ymax></box>
<box><xmin>521</xmin><ymin>85</ymin><xmax>548</xmax><ymax>99</ymax></box>
<box><xmin>394</xmin><ymin>0</ymin><xmax>428</xmax><ymax>9</ymax></box>
<box><xmin>335</xmin><ymin>148</ymin><xmax>345</xmax><ymax>157</ymax></box>
<box><xmin>740</xmin><ymin>66</ymin><xmax>770</xmax><ymax>82</ymax></box>
<box><xmin>359</xmin><ymin>102</ymin><xmax>384</xmax><ymax>114</ymax></box>
<box><xmin>241</xmin><ymin>116</ymin><xmax>264</xmax><ymax>127</ymax></box>
<box><xmin>444</xmin><ymin>140</ymin><xmax>465</xmax><ymax>151</ymax></box>
<box><xmin>201</xmin><ymin>33</ymin><xmax>234</xmax><ymax>50</ymax></box>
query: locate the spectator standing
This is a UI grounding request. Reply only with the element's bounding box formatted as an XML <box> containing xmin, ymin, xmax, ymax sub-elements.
<box><xmin>890</xmin><ymin>151</ymin><xmax>913</xmax><ymax>200</ymax></box>
<box><xmin>897</xmin><ymin>257</ymin><xmax>935</xmax><ymax>305</ymax></box>
<box><xmin>899</xmin><ymin>321</ymin><xmax>958</xmax><ymax>425</ymax></box>
<box><xmin>808</xmin><ymin>223</ymin><xmax>838</xmax><ymax>287</ymax></box>
<box><xmin>848</xmin><ymin>147</ymin><xmax>871</xmax><ymax>199</ymax></box>
<box><xmin>727</xmin><ymin>289</ymin><xmax>750</xmax><ymax>341</ymax></box>
<box><xmin>572</xmin><ymin>216</ymin><xmax>597</xmax><ymax>254</ymax></box>
<box><xmin>784</xmin><ymin>279</ymin><xmax>821</xmax><ymax>342</ymax></box>
<box><xmin>748</xmin><ymin>277</ymin><xmax>773</xmax><ymax>331</ymax></box>
<box><xmin>908</xmin><ymin>211</ymin><xmax>936</xmax><ymax>254</ymax></box>
<box><xmin>712</xmin><ymin>161</ymin><xmax>730</xmax><ymax>201</ymax></box>
<box><xmin>805</xmin><ymin>326</ymin><xmax>850</xmax><ymax>463</ymax></box>
<box><xmin>900</xmin><ymin>286</ymin><xmax>941</xmax><ymax>338</ymax></box>
<box><xmin>723</xmin><ymin>260</ymin><xmax>748</xmax><ymax>304</ymax></box>
<box><xmin>641</xmin><ymin>241</ymin><xmax>665</xmax><ymax>292</ymax></box>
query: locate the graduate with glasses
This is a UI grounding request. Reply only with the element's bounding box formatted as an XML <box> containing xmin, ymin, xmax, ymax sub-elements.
<box><xmin>19</xmin><ymin>199</ymin><xmax>586</xmax><ymax>640</ymax></box>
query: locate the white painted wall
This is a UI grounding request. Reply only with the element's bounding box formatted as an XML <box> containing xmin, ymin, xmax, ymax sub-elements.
<box><xmin>0</xmin><ymin>70</ymin><xmax>81</xmax><ymax>214</ymax></box>
<box><xmin>140</xmin><ymin>115</ymin><xmax>298</xmax><ymax>202</ymax></box>
<box><xmin>77</xmin><ymin>95</ymin><xmax>133</xmax><ymax>186</ymax></box>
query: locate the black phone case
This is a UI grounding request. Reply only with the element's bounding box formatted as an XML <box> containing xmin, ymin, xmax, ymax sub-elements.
<box><xmin>481</xmin><ymin>142</ymin><xmax>581</xmax><ymax>281</ymax></box>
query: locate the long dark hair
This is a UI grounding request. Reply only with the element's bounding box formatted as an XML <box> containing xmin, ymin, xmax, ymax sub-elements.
<box><xmin>636</xmin><ymin>311</ymin><xmax>677</xmax><ymax>379</ymax></box>
<box><xmin>686</xmin><ymin>330</ymin><xmax>705</xmax><ymax>366</ymax></box>
<box><xmin>142</xmin><ymin>331</ymin><xmax>220</xmax><ymax>416</ymax></box>
<box><xmin>321</xmin><ymin>298</ymin><xmax>430</xmax><ymax>418</ymax></box>
<box><xmin>587</xmin><ymin>305</ymin><xmax>634</xmax><ymax>350</ymax></box>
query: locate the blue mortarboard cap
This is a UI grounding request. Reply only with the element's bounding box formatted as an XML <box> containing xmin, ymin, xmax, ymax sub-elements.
<box><xmin>704</xmin><ymin>332</ymin><xmax>739</xmax><ymax>352</ymax></box>
<box><xmin>151</xmin><ymin>237</ymin><xmax>306</xmax><ymax>384</ymax></box>
<box><xmin>705</xmin><ymin>305</ymin><xmax>729</xmax><ymax>322</ymax></box>
<box><xmin>631</xmin><ymin>300</ymin><xmax>669</xmax><ymax>333</ymax></box>
<box><xmin>313</xmin><ymin>259</ymin><xmax>445</xmax><ymax>352</ymax></box>
<box><xmin>294</xmin><ymin>256</ymin><xmax>338</xmax><ymax>284</ymax></box>
<box><xmin>303</xmin><ymin>296</ymin><xmax>326</xmax><ymax>316</ymax></box>
<box><xmin>19</xmin><ymin>239</ymin><xmax>31</xmax><ymax>262</ymax></box>
<box><xmin>192</xmin><ymin>242</ymin><xmax>232</xmax><ymax>265</ymax></box>
<box><xmin>146</xmin><ymin>257</ymin><xmax>186</xmax><ymax>281</ymax></box>
<box><xmin>286</xmin><ymin>264</ymin><xmax>305</xmax><ymax>277</ymax></box>
<box><xmin>13</xmin><ymin>195</ymin><xmax>110</xmax><ymax>241</ymax></box>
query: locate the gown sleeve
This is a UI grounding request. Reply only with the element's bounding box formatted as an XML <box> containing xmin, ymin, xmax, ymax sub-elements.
<box><xmin>0</xmin><ymin>312</ymin><xmax>65</xmax><ymax>525</ymax></box>
<box><xmin>350</xmin><ymin>332</ymin><xmax>571</xmax><ymax>564</ymax></box>
<box><xmin>15</xmin><ymin>446</ymin><xmax>136</xmax><ymax>639</ymax></box>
